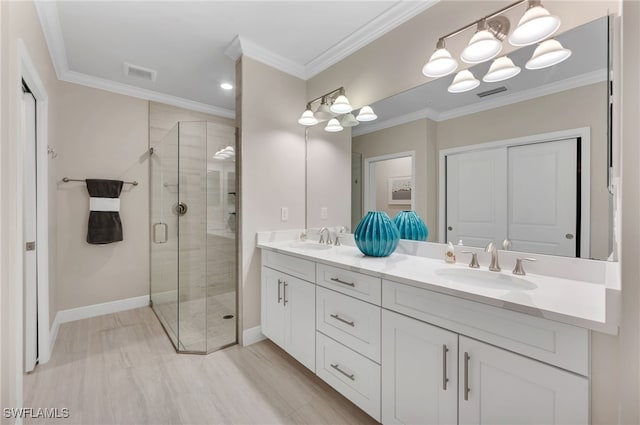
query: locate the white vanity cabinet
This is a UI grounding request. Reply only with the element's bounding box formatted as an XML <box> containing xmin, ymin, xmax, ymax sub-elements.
<box><xmin>261</xmin><ymin>252</ymin><xmax>316</xmax><ymax>372</ymax></box>
<box><xmin>382</xmin><ymin>309</ymin><xmax>589</xmax><ymax>425</ymax></box>
<box><xmin>382</xmin><ymin>310</ymin><xmax>458</xmax><ymax>425</ymax></box>
<box><xmin>458</xmin><ymin>336</ymin><xmax>588</xmax><ymax>425</ymax></box>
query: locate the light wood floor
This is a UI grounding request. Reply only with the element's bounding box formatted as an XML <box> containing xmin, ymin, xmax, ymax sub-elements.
<box><xmin>23</xmin><ymin>307</ymin><xmax>377</xmax><ymax>425</ymax></box>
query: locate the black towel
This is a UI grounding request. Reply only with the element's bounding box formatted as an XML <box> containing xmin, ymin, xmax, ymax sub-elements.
<box><xmin>86</xmin><ymin>179</ymin><xmax>124</xmax><ymax>244</ymax></box>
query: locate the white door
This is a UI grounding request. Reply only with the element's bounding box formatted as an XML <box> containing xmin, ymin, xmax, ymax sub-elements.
<box><xmin>284</xmin><ymin>277</ymin><xmax>315</xmax><ymax>372</ymax></box>
<box><xmin>260</xmin><ymin>268</ymin><xmax>286</xmax><ymax>348</ymax></box>
<box><xmin>446</xmin><ymin>149</ymin><xmax>507</xmax><ymax>248</ymax></box>
<box><xmin>458</xmin><ymin>336</ymin><xmax>588</xmax><ymax>425</ymax></box>
<box><xmin>382</xmin><ymin>310</ymin><xmax>458</xmax><ymax>425</ymax></box>
<box><xmin>22</xmin><ymin>86</ymin><xmax>38</xmax><ymax>373</ymax></box>
<box><xmin>507</xmin><ymin>139</ymin><xmax>578</xmax><ymax>257</ymax></box>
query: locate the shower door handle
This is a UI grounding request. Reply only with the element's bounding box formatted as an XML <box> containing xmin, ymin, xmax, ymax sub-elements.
<box><xmin>153</xmin><ymin>223</ymin><xmax>168</xmax><ymax>244</ymax></box>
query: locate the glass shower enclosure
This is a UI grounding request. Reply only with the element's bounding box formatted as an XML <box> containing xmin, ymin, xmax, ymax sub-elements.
<box><xmin>150</xmin><ymin>121</ymin><xmax>237</xmax><ymax>353</ymax></box>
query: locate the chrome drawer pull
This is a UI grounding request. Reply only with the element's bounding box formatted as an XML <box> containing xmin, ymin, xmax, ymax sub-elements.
<box><xmin>330</xmin><ymin>314</ymin><xmax>355</xmax><ymax>327</ymax></box>
<box><xmin>330</xmin><ymin>363</ymin><xmax>355</xmax><ymax>381</ymax></box>
<box><xmin>442</xmin><ymin>344</ymin><xmax>449</xmax><ymax>390</ymax></box>
<box><xmin>283</xmin><ymin>281</ymin><xmax>289</xmax><ymax>306</ymax></box>
<box><xmin>330</xmin><ymin>277</ymin><xmax>355</xmax><ymax>287</ymax></box>
<box><xmin>464</xmin><ymin>352</ymin><xmax>471</xmax><ymax>401</ymax></box>
<box><xmin>277</xmin><ymin>279</ymin><xmax>282</xmax><ymax>304</ymax></box>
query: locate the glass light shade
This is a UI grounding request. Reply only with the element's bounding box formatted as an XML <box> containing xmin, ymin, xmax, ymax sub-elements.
<box><xmin>314</xmin><ymin>102</ymin><xmax>334</xmax><ymax>122</ymax></box>
<box><xmin>330</xmin><ymin>95</ymin><xmax>353</xmax><ymax>114</ymax></box>
<box><xmin>422</xmin><ymin>48</ymin><xmax>458</xmax><ymax>77</ymax></box>
<box><xmin>509</xmin><ymin>3</ymin><xmax>561</xmax><ymax>46</ymax></box>
<box><xmin>525</xmin><ymin>39</ymin><xmax>571</xmax><ymax>69</ymax></box>
<box><xmin>298</xmin><ymin>109</ymin><xmax>318</xmax><ymax>126</ymax></box>
<box><xmin>324</xmin><ymin>118</ymin><xmax>343</xmax><ymax>132</ymax></box>
<box><xmin>483</xmin><ymin>56</ymin><xmax>521</xmax><ymax>82</ymax></box>
<box><xmin>448</xmin><ymin>70</ymin><xmax>480</xmax><ymax>93</ymax></box>
<box><xmin>356</xmin><ymin>105</ymin><xmax>377</xmax><ymax>122</ymax></box>
<box><xmin>340</xmin><ymin>113</ymin><xmax>360</xmax><ymax>127</ymax></box>
<box><xmin>461</xmin><ymin>30</ymin><xmax>503</xmax><ymax>64</ymax></box>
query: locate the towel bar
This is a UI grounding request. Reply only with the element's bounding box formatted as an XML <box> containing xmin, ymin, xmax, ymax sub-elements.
<box><xmin>62</xmin><ymin>177</ymin><xmax>138</xmax><ymax>186</ymax></box>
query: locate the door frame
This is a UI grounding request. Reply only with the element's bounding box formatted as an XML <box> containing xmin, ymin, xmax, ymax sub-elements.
<box><xmin>363</xmin><ymin>151</ymin><xmax>416</xmax><ymax>214</ymax></box>
<box><xmin>16</xmin><ymin>39</ymin><xmax>51</xmax><ymax>388</ymax></box>
<box><xmin>438</xmin><ymin>127</ymin><xmax>591</xmax><ymax>258</ymax></box>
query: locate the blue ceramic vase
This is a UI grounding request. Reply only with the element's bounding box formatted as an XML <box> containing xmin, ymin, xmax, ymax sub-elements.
<box><xmin>393</xmin><ymin>210</ymin><xmax>428</xmax><ymax>241</ymax></box>
<box><xmin>354</xmin><ymin>211</ymin><xmax>400</xmax><ymax>257</ymax></box>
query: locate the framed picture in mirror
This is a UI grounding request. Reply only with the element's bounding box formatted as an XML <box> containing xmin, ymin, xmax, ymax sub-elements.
<box><xmin>388</xmin><ymin>176</ymin><xmax>412</xmax><ymax>205</ymax></box>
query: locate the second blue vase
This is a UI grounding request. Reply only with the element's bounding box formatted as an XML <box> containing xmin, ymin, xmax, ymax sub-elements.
<box><xmin>393</xmin><ymin>210</ymin><xmax>428</xmax><ymax>241</ymax></box>
<box><xmin>353</xmin><ymin>211</ymin><xmax>399</xmax><ymax>257</ymax></box>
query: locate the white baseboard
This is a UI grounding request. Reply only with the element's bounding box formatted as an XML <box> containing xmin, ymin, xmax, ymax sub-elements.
<box><xmin>49</xmin><ymin>295</ymin><xmax>150</xmax><ymax>352</ymax></box>
<box><xmin>242</xmin><ymin>325</ymin><xmax>266</xmax><ymax>346</ymax></box>
<box><xmin>49</xmin><ymin>314</ymin><xmax>60</xmax><ymax>354</ymax></box>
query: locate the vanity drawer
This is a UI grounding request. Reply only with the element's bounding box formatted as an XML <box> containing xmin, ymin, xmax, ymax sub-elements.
<box><xmin>316</xmin><ymin>286</ymin><xmax>381</xmax><ymax>363</ymax></box>
<box><xmin>262</xmin><ymin>250</ymin><xmax>315</xmax><ymax>283</ymax></box>
<box><xmin>316</xmin><ymin>264</ymin><xmax>381</xmax><ymax>305</ymax></box>
<box><xmin>382</xmin><ymin>279</ymin><xmax>589</xmax><ymax>375</ymax></box>
<box><xmin>316</xmin><ymin>332</ymin><xmax>381</xmax><ymax>421</ymax></box>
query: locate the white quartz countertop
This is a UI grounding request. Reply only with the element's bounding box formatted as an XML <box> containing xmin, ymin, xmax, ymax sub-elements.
<box><xmin>257</xmin><ymin>240</ymin><xmax>620</xmax><ymax>335</ymax></box>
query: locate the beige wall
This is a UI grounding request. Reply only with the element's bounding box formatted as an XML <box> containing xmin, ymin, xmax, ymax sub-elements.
<box><xmin>437</xmin><ymin>82</ymin><xmax>609</xmax><ymax>259</ymax></box>
<box><xmin>373</xmin><ymin>156</ymin><xmax>412</xmax><ymax>218</ymax></box>
<box><xmin>353</xmin><ymin>119</ymin><xmax>438</xmax><ymax>241</ymax></box>
<box><xmin>55</xmin><ymin>82</ymin><xmax>149</xmax><ymax>310</ymax></box>
<box><xmin>240</xmin><ymin>57</ymin><xmax>307</xmax><ymax>331</ymax></box>
<box><xmin>0</xmin><ymin>1</ymin><xmax>60</xmax><ymax>418</ymax></box>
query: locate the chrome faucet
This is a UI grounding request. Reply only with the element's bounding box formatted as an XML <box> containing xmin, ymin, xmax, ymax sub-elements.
<box><xmin>485</xmin><ymin>242</ymin><xmax>501</xmax><ymax>272</ymax></box>
<box><xmin>318</xmin><ymin>227</ymin><xmax>332</xmax><ymax>245</ymax></box>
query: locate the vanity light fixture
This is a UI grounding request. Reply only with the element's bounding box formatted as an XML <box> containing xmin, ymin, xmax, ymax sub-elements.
<box><xmin>314</xmin><ymin>97</ymin><xmax>335</xmax><ymax>122</ymax></box>
<box><xmin>340</xmin><ymin>113</ymin><xmax>360</xmax><ymax>127</ymax></box>
<box><xmin>422</xmin><ymin>39</ymin><xmax>458</xmax><ymax>78</ymax></box>
<box><xmin>325</xmin><ymin>118</ymin><xmax>343</xmax><ymax>132</ymax></box>
<box><xmin>448</xmin><ymin>70</ymin><xmax>481</xmax><ymax>93</ymax></box>
<box><xmin>298</xmin><ymin>104</ymin><xmax>319</xmax><ymax>126</ymax></box>
<box><xmin>422</xmin><ymin>0</ymin><xmax>565</xmax><ymax>91</ymax></box>
<box><xmin>525</xmin><ymin>39</ymin><xmax>572</xmax><ymax>69</ymax></box>
<box><xmin>483</xmin><ymin>56</ymin><xmax>521</xmax><ymax>82</ymax></box>
<box><xmin>460</xmin><ymin>18</ymin><xmax>508</xmax><ymax>64</ymax></box>
<box><xmin>297</xmin><ymin>86</ymin><xmax>377</xmax><ymax>132</ymax></box>
<box><xmin>330</xmin><ymin>90</ymin><xmax>353</xmax><ymax>114</ymax></box>
<box><xmin>509</xmin><ymin>0</ymin><xmax>561</xmax><ymax>46</ymax></box>
<box><xmin>356</xmin><ymin>105</ymin><xmax>377</xmax><ymax>122</ymax></box>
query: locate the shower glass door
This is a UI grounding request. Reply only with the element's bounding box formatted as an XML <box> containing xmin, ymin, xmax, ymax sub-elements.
<box><xmin>150</xmin><ymin>124</ymin><xmax>180</xmax><ymax>348</ymax></box>
<box><xmin>150</xmin><ymin>121</ymin><xmax>238</xmax><ymax>354</ymax></box>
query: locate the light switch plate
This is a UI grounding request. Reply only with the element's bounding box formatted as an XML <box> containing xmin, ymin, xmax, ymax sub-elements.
<box><xmin>281</xmin><ymin>207</ymin><xmax>289</xmax><ymax>222</ymax></box>
<box><xmin>321</xmin><ymin>207</ymin><xmax>328</xmax><ymax>220</ymax></box>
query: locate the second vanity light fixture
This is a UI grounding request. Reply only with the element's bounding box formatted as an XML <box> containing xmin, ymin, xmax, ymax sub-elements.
<box><xmin>422</xmin><ymin>0</ymin><xmax>571</xmax><ymax>93</ymax></box>
<box><xmin>297</xmin><ymin>86</ymin><xmax>377</xmax><ymax>132</ymax></box>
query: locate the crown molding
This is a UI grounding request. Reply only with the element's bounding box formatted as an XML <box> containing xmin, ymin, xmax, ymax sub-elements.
<box><xmin>34</xmin><ymin>1</ymin><xmax>70</xmax><ymax>78</ymax></box>
<box><xmin>305</xmin><ymin>0</ymin><xmax>440</xmax><ymax>79</ymax></box>
<box><xmin>61</xmin><ymin>70</ymin><xmax>235</xmax><ymax>118</ymax></box>
<box><xmin>226</xmin><ymin>35</ymin><xmax>307</xmax><ymax>80</ymax></box>
<box><xmin>437</xmin><ymin>68</ymin><xmax>607</xmax><ymax>121</ymax></box>
<box><xmin>352</xmin><ymin>106</ymin><xmax>439</xmax><ymax>137</ymax></box>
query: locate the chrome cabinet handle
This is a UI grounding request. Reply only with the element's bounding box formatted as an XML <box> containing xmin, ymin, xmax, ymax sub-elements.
<box><xmin>283</xmin><ymin>281</ymin><xmax>289</xmax><ymax>306</ymax></box>
<box><xmin>330</xmin><ymin>363</ymin><xmax>355</xmax><ymax>381</ymax></box>
<box><xmin>277</xmin><ymin>279</ymin><xmax>282</xmax><ymax>304</ymax></box>
<box><xmin>153</xmin><ymin>222</ymin><xmax>168</xmax><ymax>244</ymax></box>
<box><xmin>330</xmin><ymin>277</ymin><xmax>355</xmax><ymax>287</ymax></box>
<box><xmin>442</xmin><ymin>345</ymin><xmax>449</xmax><ymax>390</ymax></box>
<box><xmin>464</xmin><ymin>352</ymin><xmax>471</xmax><ymax>401</ymax></box>
<box><xmin>330</xmin><ymin>314</ymin><xmax>355</xmax><ymax>327</ymax></box>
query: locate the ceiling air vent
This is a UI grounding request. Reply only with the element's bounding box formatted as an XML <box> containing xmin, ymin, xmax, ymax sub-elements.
<box><xmin>476</xmin><ymin>86</ymin><xmax>507</xmax><ymax>98</ymax></box>
<box><xmin>123</xmin><ymin>62</ymin><xmax>157</xmax><ymax>82</ymax></box>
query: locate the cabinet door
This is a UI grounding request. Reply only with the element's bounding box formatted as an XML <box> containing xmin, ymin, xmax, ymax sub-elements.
<box><xmin>382</xmin><ymin>310</ymin><xmax>458</xmax><ymax>425</ymax></box>
<box><xmin>261</xmin><ymin>267</ymin><xmax>286</xmax><ymax>348</ymax></box>
<box><xmin>284</xmin><ymin>276</ymin><xmax>316</xmax><ymax>371</ymax></box>
<box><xmin>459</xmin><ymin>336</ymin><xmax>588</xmax><ymax>425</ymax></box>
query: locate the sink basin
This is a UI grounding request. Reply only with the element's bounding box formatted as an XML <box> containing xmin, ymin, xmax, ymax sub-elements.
<box><xmin>435</xmin><ymin>268</ymin><xmax>537</xmax><ymax>290</ymax></box>
<box><xmin>289</xmin><ymin>241</ymin><xmax>333</xmax><ymax>251</ymax></box>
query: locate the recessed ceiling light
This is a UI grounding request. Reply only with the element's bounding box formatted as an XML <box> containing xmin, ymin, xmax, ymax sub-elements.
<box><xmin>220</xmin><ymin>83</ymin><xmax>233</xmax><ymax>90</ymax></box>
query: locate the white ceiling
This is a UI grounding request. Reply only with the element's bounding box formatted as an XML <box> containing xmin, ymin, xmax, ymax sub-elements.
<box><xmin>36</xmin><ymin>1</ymin><xmax>438</xmax><ymax>118</ymax></box>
